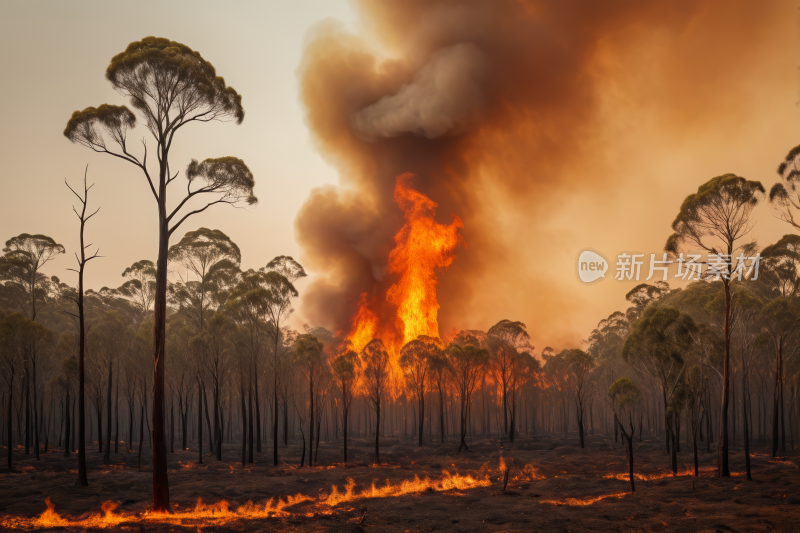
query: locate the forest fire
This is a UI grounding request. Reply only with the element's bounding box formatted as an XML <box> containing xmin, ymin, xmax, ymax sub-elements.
<box><xmin>2</xmin><ymin>470</ymin><xmax>491</xmax><ymax>530</ymax></box>
<box><xmin>346</xmin><ymin>173</ymin><xmax>464</xmax><ymax>363</ymax></box>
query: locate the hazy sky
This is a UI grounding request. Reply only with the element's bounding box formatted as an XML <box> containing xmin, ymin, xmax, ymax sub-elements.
<box><xmin>1</xmin><ymin>1</ymin><xmax>799</xmax><ymax>351</ymax></box>
<box><xmin>0</xmin><ymin>0</ymin><xmax>357</xmax><ymax>309</ymax></box>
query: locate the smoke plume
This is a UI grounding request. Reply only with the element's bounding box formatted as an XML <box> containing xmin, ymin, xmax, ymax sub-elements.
<box><xmin>294</xmin><ymin>0</ymin><xmax>788</xmax><ymax>348</ymax></box>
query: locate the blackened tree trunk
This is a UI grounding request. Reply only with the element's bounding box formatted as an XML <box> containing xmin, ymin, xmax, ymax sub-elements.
<box><xmin>618</xmin><ymin>420</ymin><xmax>635</xmax><ymax>493</ymax></box>
<box><xmin>104</xmin><ymin>358</ymin><xmax>112</xmax><ymax>464</ymax></box>
<box><xmin>418</xmin><ymin>393</ymin><xmax>424</xmax><ymax>447</ymax></box>
<box><xmin>374</xmin><ymin>397</ymin><xmax>381</xmax><ymax>464</ymax></box>
<box><xmin>114</xmin><ymin>366</ymin><xmax>119</xmax><ymax>454</ymax></box>
<box><xmin>63</xmin><ymin>385</ymin><xmax>70</xmax><ymax>458</ymax></box>
<box><xmin>170</xmin><ymin>399</ymin><xmax>174</xmax><ymax>454</ymax></box>
<box><xmin>343</xmin><ymin>400</ymin><xmax>349</xmax><ymax>463</ymax></box>
<box><xmin>247</xmin><ymin>385</ymin><xmax>253</xmax><ymax>464</ymax></box>
<box><xmin>772</xmin><ymin>338</ymin><xmax>782</xmax><ymax>458</ymax></box>
<box><xmin>718</xmin><ymin>280</ymin><xmax>731</xmax><ymax>477</ymax></box>
<box><xmin>6</xmin><ymin>379</ymin><xmax>13</xmax><ymax>469</ymax></box>
<box><xmin>197</xmin><ymin>377</ymin><xmax>203</xmax><ymax>464</ymax></box>
<box><xmin>743</xmin><ymin>368</ymin><xmax>752</xmax><ymax>481</ymax></box>
<box><xmin>151</xmin><ymin>215</ymin><xmax>170</xmax><ymax>510</ymax></box>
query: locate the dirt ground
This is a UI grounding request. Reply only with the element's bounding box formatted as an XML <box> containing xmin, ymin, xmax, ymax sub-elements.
<box><xmin>1</xmin><ymin>432</ymin><xmax>799</xmax><ymax>532</ymax></box>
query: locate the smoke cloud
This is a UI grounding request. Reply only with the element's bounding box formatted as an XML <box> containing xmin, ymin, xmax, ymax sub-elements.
<box><xmin>294</xmin><ymin>0</ymin><xmax>790</xmax><ymax>348</ymax></box>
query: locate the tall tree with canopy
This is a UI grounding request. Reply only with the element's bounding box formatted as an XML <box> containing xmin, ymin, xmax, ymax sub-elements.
<box><xmin>63</xmin><ymin>36</ymin><xmax>256</xmax><ymax>511</ymax></box>
<box><xmin>168</xmin><ymin>227</ymin><xmax>241</xmax><ymax>332</ymax></box>
<box><xmin>169</xmin><ymin>227</ymin><xmax>241</xmax><ymax>458</ymax></box>
<box><xmin>486</xmin><ymin>319</ymin><xmax>532</xmax><ymax>438</ymax></box>
<box><xmin>623</xmin><ymin>305</ymin><xmax>697</xmax><ymax>469</ymax></box>
<box><xmin>665</xmin><ymin>173</ymin><xmax>764</xmax><ymax>477</ymax></box>
<box><xmin>608</xmin><ymin>377</ymin><xmax>641</xmax><ymax>493</ymax></box>
<box><xmin>115</xmin><ymin>260</ymin><xmax>157</xmax><ymax>319</ymax></box>
<box><xmin>447</xmin><ymin>335</ymin><xmax>489</xmax><ymax>452</ymax></box>
<box><xmin>564</xmin><ymin>348</ymin><xmax>596</xmax><ymax>448</ymax></box>
<box><xmin>399</xmin><ymin>335</ymin><xmax>442</xmax><ymax>446</ymax></box>
<box><xmin>294</xmin><ymin>334</ymin><xmax>324</xmax><ymax>467</ymax></box>
<box><xmin>332</xmin><ymin>348</ymin><xmax>359</xmax><ymax>463</ymax></box>
<box><xmin>264</xmin><ymin>256</ymin><xmax>305</xmax><ymax>465</ymax></box>
<box><xmin>772</xmin><ymin>145</ymin><xmax>800</xmax><ymax>232</ymax></box>
<box><xmin>0</xmin><ymin>234</ymin><xmax>65</xmax><ymax>320</ymax></box>
<box><xmin>362</xmin><ymin>339</ymin><xmax>390</xmax><ymax>464</ymax></box>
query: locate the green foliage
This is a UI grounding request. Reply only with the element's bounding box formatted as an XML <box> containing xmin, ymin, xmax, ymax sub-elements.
<box><xmin>63</xmin><ymin>104</ymin><xmax>136</xmax><ymax>149</ymax></box>
<box><xmin>105</xmin><ymin>36</ymin><xmax>244</xmax><ymax>125</ymax></box>
<box><xmin>185</xmin><ymin>158</ymin><xmax>257</xmax><ymax>207</ymax></box>
<box><xmin>608</xmin><ymin>377</ymin><xmax>641</xmax><ymax>409</ymax></box>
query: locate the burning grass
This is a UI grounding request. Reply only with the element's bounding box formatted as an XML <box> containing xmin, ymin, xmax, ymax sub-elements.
<box><xmin>2</xmin><ymin>434</ymin><xmax>799</xmax><ymax>532</ymax></box>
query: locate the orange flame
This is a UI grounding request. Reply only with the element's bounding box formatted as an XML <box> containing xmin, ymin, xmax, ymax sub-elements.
<box><xmin>347</xmin><ymin>292</ymin><xmax>379</xmax><ymax>353</ymax></box>
<box><xmin>540</xmin><ymin>492</ymin><xmax>630</xmax><ymax>506</ymax></box>
<box><xmin>387</xmin><ymin>173</ymin><xmax>464</xmax><ymax>346</ymax></box>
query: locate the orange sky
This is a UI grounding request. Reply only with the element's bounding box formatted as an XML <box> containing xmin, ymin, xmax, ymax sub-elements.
<box><xmin>1</xmin><ymin>1</ymin><xmax>798</xmax><ymax>352</ymax></box>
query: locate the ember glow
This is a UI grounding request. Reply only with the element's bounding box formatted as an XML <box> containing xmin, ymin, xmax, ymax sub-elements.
<box><xmin>539</xmin><ymin>492</ymin><xmax>630</xmax><ymax>506</ymax></box>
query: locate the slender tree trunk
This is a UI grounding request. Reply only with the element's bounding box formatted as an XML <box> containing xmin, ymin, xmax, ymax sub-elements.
<box><xmin>375</xmin><ymin>397</ymin><xmax>381</xmax><ymax>464</ymax></box>
<box><xmin>6</xmin><ymin>381</ymin><xmax>13</xmax><ymax>469</ymax></box>
<box><xmin>104</xmin><ymin>358</ymin><xmax>112</xmax><ymax>464</ymax></box>
<box><xmin>198</xmin><ymin>379</ymin><xmax>203</xmax><ymax>464</ymax></box>
<box><xmin>718</xmin><ymin>280</ymin><xmax>731</xmax><ymax>477</ymax></box>
<box><xmin>63</xmin><ymin>385</ymin><xmax>69</xmax><ymax>459</ymax></box>
<box><xmin>343</xmin><ymin>400</ymin><xmax>349</xmax><ymax>463</ymax></box>
<box><xmin>273</xmin><ymin>378</ymin><xmax>278</xmax><ymax>465</ymax></box>
<box><xmin>247</xmin><ymin>383</ymin><xmax>253</xmax><ymax>464</ymax></box>
<box><xmin>418</xmin><ymin>392</ymin><xmax>424</xmax><ymax>447</ymax></box>
<box><xmin>137</xmin><ymin>403</ymin><xmax>144</xmax><ymax>472</ymax></box>
<box><xmin>743</xmin><ymin>370</ymin><xmax>752</xmax><ymax>481</ymax></box>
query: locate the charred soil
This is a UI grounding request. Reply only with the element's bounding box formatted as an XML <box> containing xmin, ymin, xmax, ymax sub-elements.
<box><xmin>1</xmin><ymin>433</ymin><xmax>799</xmax><ymax>532</ymax></box>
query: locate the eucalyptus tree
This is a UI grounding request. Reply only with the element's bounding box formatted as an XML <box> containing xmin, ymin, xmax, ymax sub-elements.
<box><xmin>564</xmin><ymin>349</ymin><xmax>596</xmax><ymax>448</ymax></box>
<box><xmin>428</xmin><ymin>347</ymin><xmax>452</xmax><ymax>443</ymax></box>
<box><xmin>197</xmin><ymin>312</ymin><xmax>232</xmax><ymax>460</ymax></box>
<box><xmin>760</xmin><ymin>298</ymin><xmax>798</xmax><ymax>456</ymax></box>
<box><xmin>446</xmin><ymin>335</ymin><xmax>489</xmax><ymax>452</ymax></box>
<box><xmin>0</xmin><ymin>312</ymin><xmax>29</xmax><ymax>469</ymax></box>
<box><xmin>399</xmin><ymin>335</ymin><xmax>443</xmax><ymax>446</ymax></box>
<box><xmin>730</xmin><ymin>287</ymin><xmax>764</xmax><ymax>479</ymax></box>
<box><xmin>332</xmin><ymin>349</ymin><xmax>359</xmax><ymax>462</ymax></box>
<box><xmin>115</xmin><ymin>260</ymin><xmax>157</xmax><ymax>320</ymax></box>
<box><xmin>0</xmin><ymin>234</ymin><xmax>65</xmax><ymax>320</ymax></box>
<box><xmin>88</xmin><ymin>311</ymin><xmax>133</xmax><ymax>464</ymax></box>
<box><xmin>225</xmin><ymin>269</ymin><xmax>295</xmax><ymax>463</ymax></box>
<box><xmin>264</xmin><ymin>256</ymin><xmax>305</xmax><ymax>465</ymax></box>
<box><xmin>63</xmin><ymin>36</ymin><xmax>256</xmax><ymax>511</ymax></box>
<box><xmin>665</xmin><ymin>173</ymin><xmax>764</xmax><ymax>477</ymax></box>
<box><xmin>486</xmin><ymin>320</ymin><xmax>532</xmax><ymax>437</ymax></box>
<box><xmin>683</xmin><ymin>365</ymin><xmax>707</xmax><ymax>477</ymax></box>
<box><xmin>773</xmin><ymin>145</ymin><xmax>800</xmax><ymax>232</ymax></box>
<box><xmin>624</xmin><ymin>281</ymin><xmax>670</xmax><ymax>322</ymax></box>
<box><xmin>608</xmin><ymin>377</ymin><xmax>642</xmax><ymax>493</ymax></box>
<box><xmin>362</xmin><ymin>339</ymin><xmax>390</xmax><ymax>464</ymax></box>
<box><xmin>169</xmin><ymin>228</ymin><xmax>241</xmax><ymax>332</ymax></box>
<box><xmin>294</xmin><ymin>334</ymin><xmax>324</xmax><ymax>466</ymax></box>
<box><xmin>623</xmin><ymin>305</ymin><xmax>697</xmax><ymax>460</ymax></box>
<box><xmin>759</xmin><ymin>235</ymin><xmax>800</xmax><ymax>298</ymax></box>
